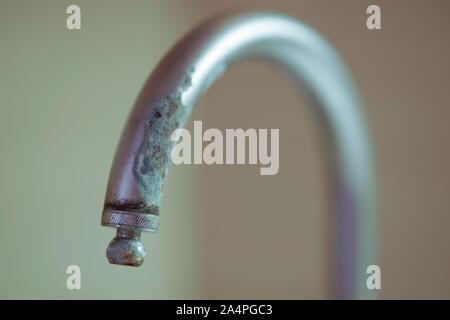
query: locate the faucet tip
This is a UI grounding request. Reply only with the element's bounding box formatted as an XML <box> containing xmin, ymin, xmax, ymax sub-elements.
<box><xmin>106</xmin><ymin>228</ymin><xmax>146</xmax><ymax>267</ymax></box>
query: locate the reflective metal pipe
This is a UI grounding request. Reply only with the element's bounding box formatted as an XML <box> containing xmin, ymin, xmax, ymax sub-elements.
<box><xmin>100</xmin><ymin>11</ymin><xmax>377</xmax><ymax>299</ymax></box>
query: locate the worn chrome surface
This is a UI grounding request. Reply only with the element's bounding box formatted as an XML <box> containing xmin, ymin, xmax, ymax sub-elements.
<box><xmin>101</xmin><ymin>11</ymin><xmax>377</xmax><ymax>299</ymax></box>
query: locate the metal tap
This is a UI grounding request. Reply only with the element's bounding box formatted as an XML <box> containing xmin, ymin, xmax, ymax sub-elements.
<box><xmin>101</xmin><ymin>11</ymin><xmax>377</xmax><ymax>299</ymax></box>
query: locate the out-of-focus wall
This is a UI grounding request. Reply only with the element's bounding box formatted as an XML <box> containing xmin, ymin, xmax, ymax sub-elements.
<box><xmin>0</xmin><ymin>0</ymin><xmax>449</xmax><ymax>299</ymax></box>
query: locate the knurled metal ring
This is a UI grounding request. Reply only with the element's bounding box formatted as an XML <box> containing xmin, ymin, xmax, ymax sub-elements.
<box><xmin>101</xmin><ymin>209</ymin><xmax>159</xmax><ymax>232</ymax></box>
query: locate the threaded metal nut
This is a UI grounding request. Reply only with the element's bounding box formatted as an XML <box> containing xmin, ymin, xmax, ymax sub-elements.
<box><xmin>101</xmin><ymin>209</ymin><xmax>159</xmax><ymax>232</ymax></box>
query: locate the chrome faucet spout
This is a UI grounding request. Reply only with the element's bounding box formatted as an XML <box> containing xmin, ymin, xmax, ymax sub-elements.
<box><xmin>101</xmin><ymin>11</ymin><xmax>377</xmax><ymax>299</ymax></box>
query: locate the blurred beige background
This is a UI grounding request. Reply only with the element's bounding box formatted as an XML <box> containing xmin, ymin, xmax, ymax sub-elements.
<box><xmin>0</xmin><ymin>0</ymin><xmax>449</xmax><ymax>299</ymax></box>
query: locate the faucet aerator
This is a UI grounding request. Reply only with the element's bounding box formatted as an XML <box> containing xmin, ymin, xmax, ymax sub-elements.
<box><xmin>106</xmin><ymin>228</ymin><xmax>146</xmax><ymax>267</ymax></box>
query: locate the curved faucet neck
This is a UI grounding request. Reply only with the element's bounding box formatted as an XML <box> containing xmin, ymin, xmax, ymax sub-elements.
<box><xmin>101</xmin><ymin>11</ymin><xmax>376</xmax><ymax>299</ymax></box>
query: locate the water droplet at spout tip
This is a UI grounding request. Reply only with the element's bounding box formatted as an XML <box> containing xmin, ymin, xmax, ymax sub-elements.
<box><xmin>106</xmin><ymin>228</ymin><xmax>147</xmax><ymax>267</ymax></box>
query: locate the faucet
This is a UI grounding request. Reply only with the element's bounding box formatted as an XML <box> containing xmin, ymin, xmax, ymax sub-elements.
<box><xmin>100</xmin><ymin>11</ymin><xmax>377</xmax><ymax>299</ymax></box>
